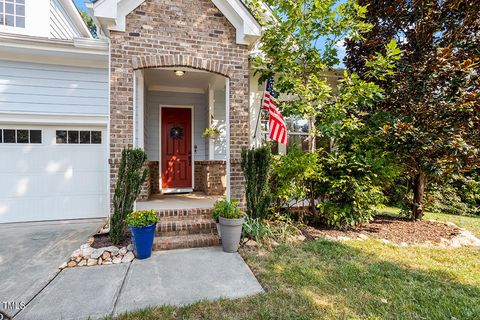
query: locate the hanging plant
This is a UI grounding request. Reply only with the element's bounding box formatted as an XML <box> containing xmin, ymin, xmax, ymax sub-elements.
<box><xmin>203</xmin><ymin>127</ymin><xmax>221</xmax><ymax>140</ymax></box>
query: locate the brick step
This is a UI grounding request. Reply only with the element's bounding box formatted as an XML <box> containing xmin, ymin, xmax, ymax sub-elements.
<box><xmin>153</xmin><ymin>234</ymin><xmax>220</xmax><ymax>251</ymax></box>
<box><xmin>159</xmin><ymin>214</ymin><xmax>213</xmax><ymax>222</ymax></box>
<box><xmin>156</xmin><ymin>208</ymin><xmax>213</xmax><ymax>218</ymax></box>
<box><xmin>156</xmin><ymin>218</ymin><xmax>217</xmax><ymax>237</ymax></box>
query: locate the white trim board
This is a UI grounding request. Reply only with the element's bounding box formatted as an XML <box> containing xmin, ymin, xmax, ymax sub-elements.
<box><xmin>0</xmin><ymin>34</ymin><xmax>109</xmax><ymax>68</ymax></box>
<box><xmin>158</xmin><ymin>104</ymin><xmax>195</xmax><ymax>194</ymax></box>
<box><xmin>162</xmin><ymin>188</ymin><xmax>194</xmax><ymax>194</ymax></box>
<box><xmin>0</xmin><ymin>112</ymin><xmax>108</xmax><ymax>126</ymax></box>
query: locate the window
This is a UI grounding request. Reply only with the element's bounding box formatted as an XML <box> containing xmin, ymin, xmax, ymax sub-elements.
<box><xmin>17</xmin><ymin>129</ymin><xmax>28</xmax><ymax>143</ymax></box>
<box><xmin>56</xmin><ymin>130</ymin><xmax>102</xmax><ymax>145</ymax></box>
<box><xmin>261</xmin><ymin>115</ymin><xmax>311</xmax><ymax>154</ymax></box>
<box><xmin>0</xmin><ymin>0</ymin><xmax>25</xmax><ymax>28</ymax></box>
<box><xmin>68</xmin><ymin>131</ymin><xmax>79</xmax><ymax>144</ymax></box>
<box><xmin>91</xmin><ymin>131</ymin><xmax>102</xmax><ymax>144</ymax></box>
<box><xmin>0</xmin><ymin>129</ymin><xmax>41</xmax><ymax>144</ymax></box>
<box><xmin>80</xmin><ymin>131</ymin><xmax>90</xmax><ymax>144</ymax></box>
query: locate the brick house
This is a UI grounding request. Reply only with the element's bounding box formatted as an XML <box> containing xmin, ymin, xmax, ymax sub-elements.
<box><xmin>88</xmin><ymin>0</ymin><xmax>267</xmax><ymax>204</ymax></box>
<box><xmin>0</xmin><ymin>0</ymin><xmax>271</xmax><ymax>248</ymax></box>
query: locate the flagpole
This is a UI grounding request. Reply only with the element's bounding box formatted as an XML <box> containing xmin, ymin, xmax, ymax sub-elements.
<box><xmin>253</xmin><ymin>81</ymin><xmax>266</xmax><ymax>146</ymax></box>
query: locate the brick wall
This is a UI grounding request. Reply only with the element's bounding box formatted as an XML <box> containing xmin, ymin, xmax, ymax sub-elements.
<box><xmin>149</xmin><ymin>161</ymin><xmax>160</xmax><ymax>195</ymax></box>
<box><xmin>109</xmin><ymin>0</ymin><xmax>249</xmax><ymax>211</ymax></box>
<box><xmin>142</xmin><ymin>160</ymin><xmax>225</xmax><ymax>197</ymax></box>
<box><xmin>194</xmin><ymin>160</ymin><xmax>226</xmax><ymax>196</ymax></box>
<box><xmin>138</xmin><ymin>160</ymin><xmax>156</xmax><ymax>200</ymax></box>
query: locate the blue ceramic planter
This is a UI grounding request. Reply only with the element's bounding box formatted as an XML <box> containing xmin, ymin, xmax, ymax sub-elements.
<box><xmin>129</xmin><ymin>223</ymin><xmax>156</xmax><ymax>259</ymax></box>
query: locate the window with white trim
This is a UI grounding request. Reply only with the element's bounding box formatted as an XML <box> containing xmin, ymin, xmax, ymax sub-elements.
<box><xmin>56</xmin><ymin>130</ymin><xmax>102</xmax><ymax>144</ymax></box>
<box><xmin>0</xmin><ymin>0</ymin><xmax>25</xmax><ymax>28</ymax></box>
<box><xmin>261</xmin><ymin>115</ymin><xmax>311</xmax><ymax>154</ymax></box>
<box><xmin>0</xmin><ymin>129</ymin><xmax>42</xmax><ymax>144</ymax></box>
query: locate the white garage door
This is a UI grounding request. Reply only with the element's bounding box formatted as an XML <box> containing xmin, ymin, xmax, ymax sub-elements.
<box><xmin>0</xmin><ymin>125</ymin><xmax>108</xmax><ymax>223</ymax></box>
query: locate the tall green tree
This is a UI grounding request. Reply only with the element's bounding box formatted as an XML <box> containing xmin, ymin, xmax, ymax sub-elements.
<box><xmin>253</xmin><ymin>0</ymin><xmax>373</xmax><ymax>152</ymax></box>
<box><xmin>345</xmin><ymin>0</ymin><xmax>480</xmax><ymax>220</ymax></box>
<box><xmin>253</xmin><ymin>0</ymin><xmax>402</xmax><ymax>224</ymax></box>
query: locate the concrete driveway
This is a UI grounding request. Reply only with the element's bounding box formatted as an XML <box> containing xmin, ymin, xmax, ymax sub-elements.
<box><xmin>0</xmin><ymin>219</ymin><xmax>102</xmax><ymax>318</ymax></box>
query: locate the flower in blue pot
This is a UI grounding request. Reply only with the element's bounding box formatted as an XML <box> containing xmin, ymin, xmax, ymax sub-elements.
<box><xmin>126</xmin><ymin>209</ymin><xmax>158</xmax><ymax>259</ymax></box>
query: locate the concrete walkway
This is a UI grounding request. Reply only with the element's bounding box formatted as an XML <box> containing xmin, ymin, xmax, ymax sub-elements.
<box><xmin>0</xmin><ymin>219</ymin><xmax>102</xmax><ymax>318</ymax></box>
<box><xmin>15</xmin><ymin>247</ymin><xmax>264</xmax><ymax>320</ymax></box>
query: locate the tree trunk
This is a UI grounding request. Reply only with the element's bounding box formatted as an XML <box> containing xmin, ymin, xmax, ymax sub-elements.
<box><xmin>412</xmin><ymin>171</ymin><xmax>426</xmax><ymax>220</ymax></box>
<box><xmin>308</xmin><ymin>117</ymin><xmax>316</xmax><ymax>152</ymax></box>
<box><xmin>309</xmin><ymin>180</ymin><xmax>317</xmax><ymax>216</ymax></box>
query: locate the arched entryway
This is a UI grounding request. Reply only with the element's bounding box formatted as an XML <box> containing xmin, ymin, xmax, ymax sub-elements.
<box><xmin>132</xmin><ymin>56</ymin><xmax>231</xmax><ymax>203</ymax></box>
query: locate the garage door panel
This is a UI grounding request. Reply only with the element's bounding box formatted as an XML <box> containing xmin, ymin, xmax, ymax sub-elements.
<box><xmin>0</xmin><ymin>148</ymin><xmax>106</xmax><ymax>173</ymax></box>
<box><xmin>0</xmin><ymin>195</ymin><xmax>106</xmax><ymax>222</ymax></box>
<box><xmin>0</xmin><ymin>172</ymin><xmax>106</xmax><ymax>198</ymax></box>
<box><xmin>0</xmin><ymin>126</ymin><xmax>108</xmax><ymax>223</ymax></box>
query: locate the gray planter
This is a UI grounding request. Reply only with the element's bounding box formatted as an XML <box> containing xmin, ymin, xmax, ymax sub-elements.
<box><xmin>216</xmin><ymin>222</ymin><xmax>222</xmax><ymax>239</ymax></box>
<box><xmin>219</xmin><ymin>216</ymin><xmax>245</xmax><ymax>253</ymax></box>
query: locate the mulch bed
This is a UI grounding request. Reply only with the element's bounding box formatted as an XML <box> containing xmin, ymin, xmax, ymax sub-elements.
<box><xmin>91</xmin><ymin>232</ymin><xmax>131</xmax><ymax>249</ymax></box>
<box><xmin>302</xmin><ymin>215</ymin><xmax>461</xmax><ymax>245</ymax></box>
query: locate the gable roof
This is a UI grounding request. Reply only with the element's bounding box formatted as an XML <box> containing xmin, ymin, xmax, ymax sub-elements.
<box><xmin>86</xmin><ymin>0</ymin><xmax>264</xmax><ymax>45</ymax></box>
<box><xmin>59</xmin><ymin>0</ymin><xmax>93</xmax><ymax>38</ymax></box>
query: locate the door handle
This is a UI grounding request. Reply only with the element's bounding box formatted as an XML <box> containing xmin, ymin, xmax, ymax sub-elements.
<box><xmin>188</xmin><ymin>153</ymin><xmax>192</xmax><ymax>166</ymax></box>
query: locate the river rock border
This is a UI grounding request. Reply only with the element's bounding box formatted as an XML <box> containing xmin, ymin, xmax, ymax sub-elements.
<box><xmin>59</xmin><ymin>237</ymin><xmax>135</xmax><ymax>269</ymax></box>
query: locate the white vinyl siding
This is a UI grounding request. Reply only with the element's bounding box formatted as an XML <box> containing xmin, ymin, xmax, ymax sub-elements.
<box><xmin>49</xmin><ymin>0</ymin><xmax>81</xmax><ymax>39</ymax></box>
<box><xmin>0</xmin><ymin>60</ymin><xmax>108</xmax><ymax>115</ymax></box>
<box><xmin>144</xmin><ymin>91</ymin><xmax>209</xmax><ymax>162</ymax></box>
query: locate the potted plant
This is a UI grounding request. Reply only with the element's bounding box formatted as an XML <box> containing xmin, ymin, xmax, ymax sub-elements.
<box><xmin>212</xmin><ymin>198</ymin><xmax>245</xmax><ymax>253</ymax></box>
<box><xmin>202</xmin><ymin>127</ymin><xmax>221</xmax><ymax>140</ymax></box>
<box><xmin>125</xmin><ymin>209</ymin><xmax>158</xmax><ymax>259</ymax></box>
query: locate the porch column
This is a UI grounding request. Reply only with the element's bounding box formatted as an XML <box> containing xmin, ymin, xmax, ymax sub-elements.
<box><xmin>225</xmin><ymin>78</ymin><xmax>231</xmax><ymax>200</ymax></box>
<box><xmin>208</xmin><ymin>85</ymin><xmax>215</xmax><ymax>160</ymax></box>
<box><xmin>134</xmin><ymin>69</ymin><xmax>150</xmax><ymax>201</ymax></box>
<box><xmin>133</xmin><ymin>69</ymin><xmax>145</xmax><ymax>149</ymax></box>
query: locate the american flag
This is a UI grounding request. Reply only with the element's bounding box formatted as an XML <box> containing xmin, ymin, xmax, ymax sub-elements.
<box><xmin>262</xmin><ymin>79</ymin><xmax>288</xmax><ymax>145</ymax></box>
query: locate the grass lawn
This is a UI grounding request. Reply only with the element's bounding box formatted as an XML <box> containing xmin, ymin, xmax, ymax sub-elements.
<box><xmin>114</xmin><ymin>212</ymin><xmax>480</xmax><ymax>320</ymax></box>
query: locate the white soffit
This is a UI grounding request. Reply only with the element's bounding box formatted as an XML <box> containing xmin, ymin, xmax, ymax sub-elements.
<box><xmin>0</xmin><ymin>33</ymin><xmax>109</xmax><ymax>68</ymax></box>
<box><xmin>88</xmin><ymin>0</ymin><xmax>263</xmax><ymax>45</ymax></box>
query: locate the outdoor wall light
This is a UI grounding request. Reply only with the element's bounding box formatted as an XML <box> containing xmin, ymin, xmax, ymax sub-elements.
<box><xmin>174</xmin><ymin>70</ymin><xmax>185</xmax><ymax>77</ymax></box>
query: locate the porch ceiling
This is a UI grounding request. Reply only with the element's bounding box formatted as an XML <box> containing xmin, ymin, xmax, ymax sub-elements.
<box><xmin>144</xmin><ymin>68</ymin><xmax>226</xmax><ymax>93</ymax></box>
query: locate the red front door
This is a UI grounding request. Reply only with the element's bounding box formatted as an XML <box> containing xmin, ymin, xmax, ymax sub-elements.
<box><xmin>161</xmin><ymin>107</ymin><xmax>192</xmax><ymax>189</ymax></box>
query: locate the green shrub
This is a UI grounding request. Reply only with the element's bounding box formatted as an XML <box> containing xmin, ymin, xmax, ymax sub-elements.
<box><xmin>125</xmin><ymin>209</ymin><xmax>158</xmax><ymax>227</ymax></box>
<box><xmin>243</xmin><ymin>214</ymin><xmax>303</xmax><ymax>243</ymax></box>
<box><xmin>317</xmin><ymin>152</ymin><xmax>385</xmax><ymax>228</ymax></box>
<box><xmin>241</xmin><ymin>146</ymin><xmax>272</xmax><ymax>220</ymax></box>
<box><xmin>270</xmin><ymin>147</ymin><xmax>320</xmax><ymax>211</ymax></box>
<box><xmin>426</xmin><ymin>173</ymin><xmax>480</xmax><ymax>216</ymax></box>
<box><xmin>242</xmin><ymin>216</ymin><xmax>272</xmax><ymax>242</ymax></box>
<box><xmin>212</xmin><ymin>198</ymin><xmax>245</xmax><ymax>219</ymax></box>
<box><xmin>266</xmin><ymin>213</ymin><xmax>303</xmax><ymax>243</ymax></box>
<box><xmin>110</xmin><ymin>148</ymin><xmax>148</xmax><ymax>244</ymax></box>
<box><xmin>242</xmin><ymin>214</ymin><xmax>303</xmax><ymax>244</ymax></box>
